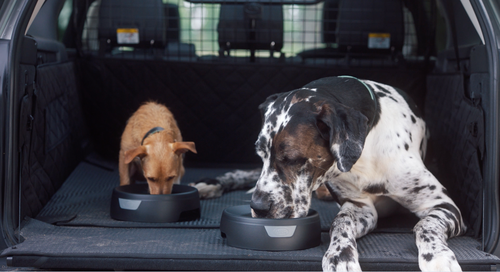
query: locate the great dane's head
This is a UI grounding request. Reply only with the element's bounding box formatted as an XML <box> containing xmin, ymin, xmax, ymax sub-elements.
<box><xmin>251</xmin><ymin>88</ymin><xmax>369</xmax><ymax>218</ymax></box>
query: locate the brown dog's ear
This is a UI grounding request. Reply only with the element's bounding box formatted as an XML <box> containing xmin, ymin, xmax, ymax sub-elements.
<box><xmin>317</xmin><ymin>102</ymin><xmax>369</xmax><ymax>173</ymax></box>
<box><xmin>172</xmin><ymin>142</ymin><xmax>197</xmax><ymax>155</ymax></box>
<box><xmin>124</xmin><ymin>146</ymin><xmax>148</xmax><ymax>164</ymax></box>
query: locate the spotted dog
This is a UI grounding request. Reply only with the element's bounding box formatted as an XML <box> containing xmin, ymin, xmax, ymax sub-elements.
<box><xmin>249</xmin><ymin>76</ymin><xmax>465</xmax><ymax>271</ymax></box>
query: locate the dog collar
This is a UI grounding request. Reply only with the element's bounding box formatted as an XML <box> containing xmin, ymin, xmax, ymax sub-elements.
<box><xmin>141</xmin><ymin>127</ymin><xmax>164</xmax><ymax>145</ymax></box>
<box><xmin>338</xmin><ymin>75</ymin><xmax>378</xmax><ymax>128</ymax></box>
<box><xmin>338</xmin><ymin>75</ymin><xmax>375</xmax><ymax>100</ymax></box>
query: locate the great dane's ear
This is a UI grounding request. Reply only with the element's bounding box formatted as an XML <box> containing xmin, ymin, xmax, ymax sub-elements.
<box><xmin>258</xmin><ymin>93</ymin><xmax>280</xmax><ymax>121</ymax></box>
<box><xmin>316</xmin><ymin>102</ymin><xmax>369</xmax><ymax>172</ymax></box>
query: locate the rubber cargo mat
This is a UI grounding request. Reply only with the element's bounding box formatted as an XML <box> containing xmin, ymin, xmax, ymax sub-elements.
<box><xmin>2</xmin><ymin>218</ymin><xmax>499</xmax><ymax>270</ymax></box>
<box><xmin>9</xmin><ymin>156</ymin><xmax>500</xmax><ymax>270</ymax></box>
<box><xmin>34</xmin><ymin>156</ymin><xmax>340</xmax><ymax>230</ymax></box>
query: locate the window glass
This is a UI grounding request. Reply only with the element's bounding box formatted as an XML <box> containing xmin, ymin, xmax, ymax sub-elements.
<box><xmin>58</xmin><ymin>0</ymin><xmax>72</xmax><ymax>41</ymax></box>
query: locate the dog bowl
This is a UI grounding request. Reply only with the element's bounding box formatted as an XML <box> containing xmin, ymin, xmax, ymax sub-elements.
<box><xmin>220</xmin><ymin>205</ymin><xmax>321</xmax><ymax>251</ymax></box>
<box><xmin>110</xmin><ymin>184</ymin><xmax>200</xmax><ymax>223</ymax></box>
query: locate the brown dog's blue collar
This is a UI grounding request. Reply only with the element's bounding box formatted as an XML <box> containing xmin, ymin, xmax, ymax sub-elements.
<box><xmin>141</xmin><ymin>127</ymin><xmax>164</xmax><ymax>145</ymax></box>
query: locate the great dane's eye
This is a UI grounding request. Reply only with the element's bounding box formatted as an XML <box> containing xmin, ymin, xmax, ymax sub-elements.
<box><xmin>280</xmin><ymin>156</ymin><xmax>307</xmax><ymax>166</ymax></box>
<box><xmin>147</xmin><ymin>177</ymin><xmax>157</xmax><ymax>182</ymax></box>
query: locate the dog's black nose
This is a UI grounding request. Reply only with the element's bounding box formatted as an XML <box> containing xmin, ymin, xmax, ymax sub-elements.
<box><xmin>250</xmin><ymin>196</ymin><xmax>272</xmax><ymax>218</ymax></box>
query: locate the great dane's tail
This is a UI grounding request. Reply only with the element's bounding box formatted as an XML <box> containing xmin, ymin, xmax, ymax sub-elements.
<box><xmin>189</xmin><ymin>169</ymin><xmax>261</xmax><ymax>199</ymax></box>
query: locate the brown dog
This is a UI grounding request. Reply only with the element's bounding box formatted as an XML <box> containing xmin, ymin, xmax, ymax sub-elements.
<box><xmin>118</xmin><ymin>101</ymin><xmax>196</xmax><ymax>194</ymax></box>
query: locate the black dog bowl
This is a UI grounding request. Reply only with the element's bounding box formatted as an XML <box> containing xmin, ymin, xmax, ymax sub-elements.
<box><xmin>110</xmin><ymin>184</ymin><xmax>200</xmax><ymax>223</ymax></box>
<box><xmin>220</xmin><ymin>205</ymin><xmax>321</xmax><ymax>251</ymax></box>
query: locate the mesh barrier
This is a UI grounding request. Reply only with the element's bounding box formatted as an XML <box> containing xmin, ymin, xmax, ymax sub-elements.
<box><xmin>79</xmin><ymin>0</ymin><xmax>432</xmax><ymax>66</ymax></box>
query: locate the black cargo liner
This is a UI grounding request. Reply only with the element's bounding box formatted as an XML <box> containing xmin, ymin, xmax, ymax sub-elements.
<box><xmin>33</xmin><ymin>154</ymin><xmax>341</xmax><ymax>230</ymax></box>
<box><xmin>4</xmin><ymin>220</ymin><xmax>499</xmax><ymax>271</ymax></box>
<box><xmin>3</xmin><ymin>154</ymin><xmax>500</xmax><ymax>270</ymax></box>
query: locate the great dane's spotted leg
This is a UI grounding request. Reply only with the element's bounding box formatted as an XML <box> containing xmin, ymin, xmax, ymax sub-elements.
<box><xmin>323</xmin><ymin>197</ymin><xmax>377</xmax><ymax>272</ymax></box>
<box><xmin>390</xmin><ymin>167</ymin><xmax>465</xmax><ymax>271</ymax></box>
<box><xmin>414</xmin><ymin>215</ymin><xmax>462</xmax><ymax>272</ymax></box>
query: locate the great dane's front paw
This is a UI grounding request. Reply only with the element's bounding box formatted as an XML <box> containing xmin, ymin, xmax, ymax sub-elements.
<box><xmin>322</xmin><ymin>245</ymin><xmax>361</xmax><ymax>272</ymax></box>
<box><xmin>418</xmin><ymin>249</ymin><xmax>461</xmax><ymax>272</ymax></box>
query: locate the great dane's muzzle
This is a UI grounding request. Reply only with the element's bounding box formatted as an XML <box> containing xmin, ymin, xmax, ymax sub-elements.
<box><xmin>250</xmin><ymin>191</ymin><xmax>272</xmax><ymax>218</ymax></box>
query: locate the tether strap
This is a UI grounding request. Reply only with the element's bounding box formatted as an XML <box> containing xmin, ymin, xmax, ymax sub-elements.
<box><xmin>141</xmin><ymin>127</ymin><xmax>164</xmax><ymax>145</ymax></box>
<box><xmin>338</xmin><ymin>75</ymin><xmax>378</xmax><ymax>128</ymax></box>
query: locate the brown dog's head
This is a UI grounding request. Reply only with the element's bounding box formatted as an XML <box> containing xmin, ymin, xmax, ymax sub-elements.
<box><xmin>124</xmin><ymin>132</ymin><xmax>196</xmax><ymax>194</ymax></box>
<box><xmin>251</xmin><ymin>88</ymin><xmax>369</xmax><ymax>218</ymax></box>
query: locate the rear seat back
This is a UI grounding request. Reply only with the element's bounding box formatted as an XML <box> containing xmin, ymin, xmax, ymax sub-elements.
<box><xmin>336</xmin><ymin>0</ymin><xmax>404</xmax><ymax>54</ymax></box>
<box><xmin>98</xmin><ymin>0</ymin><xmax>166</xmax><ymax>55</ymax></box>
<box><xmin>217</xmin><ymin>3</ymin><xmax>283</xmax><ymax>60</ymax></box>
<box><xmin>298</xmin><ymin>0</ymin><xmax>404</xmax><ymax>63</ymax></box>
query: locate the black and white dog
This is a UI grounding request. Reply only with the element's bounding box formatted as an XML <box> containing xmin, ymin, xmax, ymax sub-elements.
<box><xmin>193</xmin><ymin>76</ymin><xmax>465</xmax><ymax>271</ymax></box>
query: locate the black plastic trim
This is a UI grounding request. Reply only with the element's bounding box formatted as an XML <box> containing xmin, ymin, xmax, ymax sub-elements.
<box><xmin>471</xmin><ymin>0</ymin><xmax>500</xmax><ymax>254</ymax></box>
<box><xmin>0</xmin><ymin>0</ymin><xmax>38</xmax><ymax>249</ymax></box>
<box><xmin>6</xmin><ymin>256</ymin><xmax>500</xmax><ymax>271</ymax></box>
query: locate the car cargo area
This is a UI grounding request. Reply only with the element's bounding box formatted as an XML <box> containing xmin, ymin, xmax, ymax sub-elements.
<box><xmin>3</xmin><ymin>154</ymin><xmax>500</xmax><ymax>270</ymax></box>
<box><xmin>1</xmin><ymin>0</ymin><xmax>500</xmax><ymax>270</ymax></box>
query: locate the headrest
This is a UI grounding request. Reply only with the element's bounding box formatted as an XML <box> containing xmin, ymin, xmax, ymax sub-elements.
<box><xmin>98</xmin><ymin>0</ymin><xmax>166</xmax><ymax>49</ymax></box>
<box><xmin>217</xmin><ymin>3</ymin><xmax>283</xmax><ymax>52</ymax></box>
<box><xmin>336</xmin><ymin>0</ymin><xmax>404</xmax><ymax>53</ymax></box>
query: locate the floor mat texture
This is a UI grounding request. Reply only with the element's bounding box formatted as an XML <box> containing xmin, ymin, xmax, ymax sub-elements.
<box><xmin>3</xmin><ymin>158</ymin><xmax>500</xmax><ymax>270</ymax></box>
<box><xmin>2</xmin><ymin>218</ymin><xmax>498</xmax><ymax>269</ymax></box>
<box><xmin>35</xmin><ymin>159</ymin><xmax>340</xmax><ymax>230</ymax></box>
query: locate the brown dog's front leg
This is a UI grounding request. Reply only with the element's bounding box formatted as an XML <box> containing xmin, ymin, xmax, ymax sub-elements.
<box><xmin>118</xmin><ymin>149</ymin><xmax>130</xmax><ymax>186</ymax></box>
